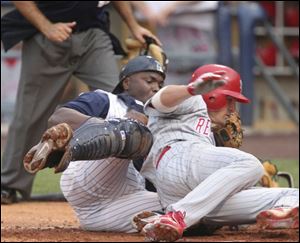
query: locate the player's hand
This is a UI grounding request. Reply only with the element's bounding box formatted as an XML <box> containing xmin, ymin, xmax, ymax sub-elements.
<box><xmin>42</xmin><ymin>21</ymin><xmax>76</xmax><ymax>42</ymax></box>
<box><xmin>187</xmin><ymin>71</ymin><xmax>226</xmax><ymax>95</ymax></box>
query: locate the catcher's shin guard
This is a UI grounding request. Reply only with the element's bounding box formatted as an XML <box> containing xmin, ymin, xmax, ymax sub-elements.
<box><xmin>61</xmin><ymin>117</ymin><xmax>153</xmax><ymax>166</ymax></box>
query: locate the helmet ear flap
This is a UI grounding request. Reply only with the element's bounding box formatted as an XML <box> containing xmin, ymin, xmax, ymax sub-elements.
<box><xmin>203</xmin><ymin>93</ymin><xmax>227</xmax><ymax>111</ymax></box>
<box><xmin>208</xmin><ymin>96</ymin><xmax>216</xmax><ymax>103</ymax></box>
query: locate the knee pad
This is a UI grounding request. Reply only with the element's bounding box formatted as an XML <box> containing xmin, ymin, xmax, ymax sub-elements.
<box><xmin>69</xmin><ymin>117</ymin><xmax>153</xmax><ymax>161</ymax></box>
<box><xmin>111</xmin><ymin>118</ymin><xmax>153</xmax><ymax>160</ymax></box>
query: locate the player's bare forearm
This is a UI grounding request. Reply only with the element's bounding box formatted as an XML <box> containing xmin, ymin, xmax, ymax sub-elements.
<box><xmin>48</xmin><ymin>107</ymin><xmax>91</xmax><ymax>131</ymax></box>
<box><xmin>12</xmin><ymin>1</ymin><xmax>52</xmax><ymax>34</ymax></box>
<box><xmin>155</xmin><ymin>85</ymin><xmax>192</xmax><ymax>108</ymax></box>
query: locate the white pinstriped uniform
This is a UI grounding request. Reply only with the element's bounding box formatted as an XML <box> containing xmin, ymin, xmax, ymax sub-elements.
<box><xmin>141</xmin><ymin>95</ymin><xmax>299</xmax><ymax>228</ymax></box>
<box><xmin>60</xmin><ymin>90</ymin><xmax>162</xmax><ymax>232</ymax></box>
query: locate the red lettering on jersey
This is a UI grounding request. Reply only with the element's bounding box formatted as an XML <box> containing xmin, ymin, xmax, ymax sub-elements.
<box><xmin>195</xmin><ymin>118</ymin><xmax>205</xmax><ymax>131</ymax></box>
<box><xmin>204</xmin><ymin>120</ymin><xmax>210</xmax><ymax>135</ymax></box>
<box><xmin>195</xmin><ymin>118</ymin><xmax>211</xmax><ymax>136</ymax></box>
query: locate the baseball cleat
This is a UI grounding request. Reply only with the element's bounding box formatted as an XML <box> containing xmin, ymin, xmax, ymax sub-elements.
<box><xmin>23</xmin><ymin>123</ymin><xmax>73</xmax><ymax>173</ymax></box>
<box><xmin>141</xmin><ymin>211</ymin><xmax>186</xmax><ymax>242</ymax></box>
<box><xmin>256</xmin><ymin>206</ymin><xmax>299</xmax><ymax>229</ymax></box>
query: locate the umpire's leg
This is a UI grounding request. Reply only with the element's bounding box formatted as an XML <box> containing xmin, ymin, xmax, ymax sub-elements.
<box><xmin>73</xmin><ymin>28</ymin><xmax>119</xmax><ymax>91</ymax></box>
<box><xmin>1</xmin><ymin>34</ymin><xmax>74</xmax><ymax>199</ymax></box>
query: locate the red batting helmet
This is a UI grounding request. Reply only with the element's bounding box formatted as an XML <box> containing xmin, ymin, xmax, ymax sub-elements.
<box><xmin>189</xmin><ymin>64</ymin><xmax>250</xmax><ymax>111</ymax></box>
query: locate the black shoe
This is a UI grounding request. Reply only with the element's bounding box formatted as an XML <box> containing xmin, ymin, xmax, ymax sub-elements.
<box><xmin>1</xmin><ymin>188</ymin><xmax>17</xmax><ymax>204</ymax></box>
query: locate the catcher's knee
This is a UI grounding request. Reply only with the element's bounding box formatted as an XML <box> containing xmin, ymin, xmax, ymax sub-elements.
<box><xmin>109</xmin><ymin>118</ymin><xmax>153</xmax><ymax>159</ymax></box>
<box><xmin>69</xmin><ymin>117</ymin><xmax>153</xmax><ymax>161</ymax></box>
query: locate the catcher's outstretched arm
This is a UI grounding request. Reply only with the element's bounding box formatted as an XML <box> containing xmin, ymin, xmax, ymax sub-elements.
<box><xmin>48</xmin><ymin>107</ymin><xmax>91</xmax><ymax>130</ymax></box>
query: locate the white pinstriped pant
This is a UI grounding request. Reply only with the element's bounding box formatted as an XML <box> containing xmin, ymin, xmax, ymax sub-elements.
<box><xmin>153</xmin><ymin>141</ymin><xmax>299</xmax><ymax>228</ymax></box>
<box><xmin>60</xmin><ymin>158</ymin><xmax>162</xmax><ymax>232</ymax></box>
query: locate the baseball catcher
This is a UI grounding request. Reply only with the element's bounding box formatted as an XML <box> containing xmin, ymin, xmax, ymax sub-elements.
<box><xmin>23</xmin><ymin>55</ymin><xmax>166</xmax><ymax>175</ymax></box>
<box><xmin>23</xmin><ymin>54</ymin><xmax>165</xmax><ymax>234</ymax></box>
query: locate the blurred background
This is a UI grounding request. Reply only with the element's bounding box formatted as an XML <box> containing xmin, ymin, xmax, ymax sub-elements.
<box><xmin>1</xmin><ymin>1</ymin><xmax>299</xmax><ymax>194</ymax></box>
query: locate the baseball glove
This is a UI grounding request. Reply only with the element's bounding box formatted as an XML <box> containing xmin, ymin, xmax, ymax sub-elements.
<box><xmin>213</xmin><ymin>112</ymin><xmax>243</xmax><ymax>148</ymax></box>
<box><xmin>259</xmin><ymin>159</ymin><xmax>294</xmax><ymax>188</ymax></box>
<box><xmin>23</xmin><ymin>123</ymin><xmax>73</xmax><ymax>174</ymax></box>
<box><xmin>122</xmin><ymin>36</ymin><xmax>168</xmax><ymax>72</ymax></box>
<box><xmin>260</xmin><ymin>159</ymin><xmax>279</xmax><ymax>187</ymax></box>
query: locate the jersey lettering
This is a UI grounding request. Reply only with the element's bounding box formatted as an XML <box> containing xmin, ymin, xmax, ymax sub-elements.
<box><xmin>195</xmin><ymin>117</ymin><xmax>211</xmax><ymax>136</ymax></box>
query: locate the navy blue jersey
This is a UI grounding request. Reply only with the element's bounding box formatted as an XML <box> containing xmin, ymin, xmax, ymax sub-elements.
<box><xmin>62</xmin><ymin>90</ymin><xmax>144</xmax><ymax>119</ymax></box>
<box><xmin>63</xmin><ymin>91</ymin><xmax>110</xmax><ymax>118</ymax></box>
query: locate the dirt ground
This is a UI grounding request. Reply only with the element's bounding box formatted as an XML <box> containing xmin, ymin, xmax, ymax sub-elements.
<box><xmin>1</xmin><ymin>202</ymin><xmax>299</xmax><ymax>242</ymax></box>
<box><xmin>1</xmin><ymin>133</ymin><xmax>299</xmax><ymax>242</ymax></box>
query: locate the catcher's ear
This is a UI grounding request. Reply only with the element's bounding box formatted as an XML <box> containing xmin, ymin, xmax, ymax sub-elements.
<box><xmin>122</xmin><ymin>78</ymin><xmax>130</xmax><ymax>91</ymax></box>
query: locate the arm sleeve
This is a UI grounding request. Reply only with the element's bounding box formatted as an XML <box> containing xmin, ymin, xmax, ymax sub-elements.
<box><xmin>62</xmin><ymin>91</ymin><xmax>110</xmax><ymax>118</ymax></box>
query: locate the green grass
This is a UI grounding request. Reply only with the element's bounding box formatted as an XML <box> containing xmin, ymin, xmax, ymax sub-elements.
<box><xmin>31</xmin><ymin>159</ymin><xmax>299</xmax><ymax>195</ymax></box>
<box><xmin>32</xmin><ymin>168</ymin><xmax>62</xmax><ymax>194</ymax></box>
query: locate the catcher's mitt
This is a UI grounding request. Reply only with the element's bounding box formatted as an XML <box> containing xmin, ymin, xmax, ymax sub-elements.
<box><xmin>23</xmin><ymin>123</ymin><xmax>73</xmax><ymax>174</ymax></box>
<box><xmin>122</xmin><ymin>36</ymin><xmax>168</xmax><ymax>72</ymax></box>
<box><xmin>213</xmin><ymin>112</ymin><xmax>243</xmax><ymax>148</ymax></box>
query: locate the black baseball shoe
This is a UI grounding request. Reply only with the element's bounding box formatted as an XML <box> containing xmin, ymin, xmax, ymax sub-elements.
<box><xmin>1</xmin><ymin>187</ymin><xmax>17</xmax><ymax>204</ymax></box>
